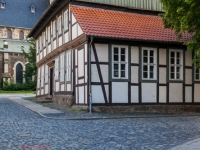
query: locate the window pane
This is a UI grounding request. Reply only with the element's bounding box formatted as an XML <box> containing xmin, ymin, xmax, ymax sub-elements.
<box><xmin>177</xmin><ymin>52</ymin><xmax>180</xmax><ymax>59</ymax></box>
<box><xmin>114</xmin><ymin>55</ymin><xmax>118</xmax><ymax>61</ymax></box>
<box><xmin>143</xmin><ymin>57</ymin><xmax>148</xmax><ymax>63</ymax></box>
<box><xmin>196</xmin><ymin>74</ymin><xmax>199</xmax><ymax>80</ymax></box>
<box><xmin>150</xmin><ymin>50</ymin><xmax>154</xmax><ymax>57</ymax></box>
<box><xmin>171</xmin><ymin>66</ymin><xmax>174</xmax><ymax>72</ymax></box>
<box><xmin>121</xmin><ymin>71</ymin><xmax>125</xmax><ymax>77</ymax></box>
<box><xmin>196</xmin><ymin>69</ymin><xmax>199</xmax><ymax>74</ymax></box>
<box><xmin>114</xmin><ymin>47</ymin><xmax>118</xmax><ymax>54</ymax></box>
<box><xmin>177</xmin><ymin>58</ymin><xmax>180</xmax><ymax>65</ymax></box>
<box><xmin>121</xmin><ymin>55</ymin><xmax>125</xmax><ymax>61</ymax></box>
<box><xmin>143</xmin><ymin>72</ymin><xmax>148</xmax><ymax>78</ymax></box>
<box><xmin>150</xmin><ymin>66</ymin><xmax>154</xmax><ymax>72</ymax></box>
<box><xmin>177</xmin><ymin>73</ymin><xmax>180</xmax><ymax>79</ymax></box>
<box><xmin>171</xmin><ymin>73</ymin><xmax>174</xmax><ymax>79</ymax></box>
<box><xmin>121</xmin><ymin>64</ymin><xmax>125</xmax><ymax>70</ymax></box>
<box><xmin>177</xmin><ymin>67</ymin><xmax>180</xmax><ymax>73</ymax></box>
<box><xmin>150</xmin><ymin>57</ymin><xmax>154</xmax><ymax>63</ymax></box>
<box><xmin>143</xmin><ymin>65</ymin><xmax>148</xmax><ymax>72</ymax></box>
<box><xmin>170</xmin><ymin>58</ymin><xmax>174</xmax><ymax>64</ymax></box>
<box><xmin>114</xmin><ymin>71</ymin><xmax>118</xmax><ymax>77</ymax></box>
<box><xmin>143</xmin><ymin>50</ymin><xmax>148</xmax><ymax>56</ymax></box>
<box><xmin>121</xmin><ymin>48</ymin><xmax>125</xmax><ymax>54</ymax></box>
<box><xmin>171</xmin><ymin>51</ymin><xmax>174</xmax><ymax>57</ymax></box>
<box><xmin>150</xmin><ymin>72</ymin><xmax>154</xmax><ymax>79</ymax></box>
<box><xmin>114</xmin><ymin>64</ymin><xmax>118</xmax><ymax>70</ymax></box>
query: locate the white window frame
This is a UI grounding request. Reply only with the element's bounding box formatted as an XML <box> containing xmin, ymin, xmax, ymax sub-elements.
<box><xmin>64</xmin><ymin>9</ymin><xmax>69</xmax><ymax>31</ymax></box>
<box><xmin>45</xmin><ymin>65</ymin><xmax>48</xmax><ymax>83</ymax></box>
<box><xmin>43</xmin><ymin>32</ymin><xmax>46</xmax><ymax>48</ymax></box>
<box><xmin>55</xmin><ymin>58</ymin><xmax>59</xmax><ymax>80</ymax></box>
<box><xmin>112</xmin><ymin>45</ymin><xmax>128</xmax><ymax>79</ymax></box>
<box><xmin>53</xmin><ymin>20</ymin><xmax>56</xmax><ymax>38</ymax></box>
<box><xmin>169</xmin><ymin>49</ymin><xmax>183</xmax><ymax>80</ymax></box>
<box><xmin>39</xmin><ymin>36</ymin><xmax>42</xmax><ymax>51</ymax></box>
<box><xmin>66</xmin><ymin>50</ymin><xmax>71</xmax><ymax>81</ymax></box>
<box><xmin>142</xmin><ymin>47</ymin><xmax>157</xmax><ymax>80</ymax></box>
<box><xmin>48</xmin><ymin>26</ymin><xmax>51</xmax><ymax>43</ymax></box>
<box><xmin>57</xmin><ymin>16</ymin><xmax>62</xmax><ymax>35</ymax></box>
<box><xmin>60</xmin><ymin>54</ymin><xmax>65</xmax><ymax>82</ymax></box>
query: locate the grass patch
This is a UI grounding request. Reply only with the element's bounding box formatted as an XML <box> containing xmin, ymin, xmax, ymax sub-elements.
<box><xmin>0</xmin><ymin>90</ymin><xmax>35</xmax><ymax>94</ymax></box>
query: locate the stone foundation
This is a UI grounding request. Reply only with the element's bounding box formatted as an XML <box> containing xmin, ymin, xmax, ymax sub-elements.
<box><xmin>53</xmin><ymin>95</ymin><xmax>74</xmax><ymax>107</ymax></box>
<box><xmin>92</xmin><ymin>105</ymin><xmax>200</xmax><ymax>113</ymax></box>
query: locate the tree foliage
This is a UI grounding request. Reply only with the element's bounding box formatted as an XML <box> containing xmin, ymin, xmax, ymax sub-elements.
<box><xmin>160</xmin><ymin>0</ymin><xmax>200</xmax><ymax>67</ymax></box>
<box><xmin>22</xmin><ymin>37</ymin><xmax>37</xmax><ymax>81</ymax></box>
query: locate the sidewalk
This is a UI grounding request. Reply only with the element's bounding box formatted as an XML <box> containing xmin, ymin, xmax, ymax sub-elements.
<box><xmin>171</xmin><ymin>138</ymin><xmax>200</xmax><ymax>150</ymax></box>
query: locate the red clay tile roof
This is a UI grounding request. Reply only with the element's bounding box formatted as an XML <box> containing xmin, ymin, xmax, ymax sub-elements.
<box><xmin>70</xmin><ymin>5</ymin><xmax>191</xmax><ymax>43</ymax></box>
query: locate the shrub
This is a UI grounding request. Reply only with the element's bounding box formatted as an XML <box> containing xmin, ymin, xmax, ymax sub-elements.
<box><xmin>2</xmin><ymin>81</ymin><xmax>36</xmax><ymax>91</ymax></box>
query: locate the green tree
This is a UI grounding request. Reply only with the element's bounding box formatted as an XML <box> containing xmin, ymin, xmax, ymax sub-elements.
<box><xmin>160</xmin><ymin>0</ymin><xmax>200</xmax><ymax>67</ymax></box>
<box><xmin>22</xmin><ymin>38</ymin><xmax>37</xmax><ymax>81</ymax></box>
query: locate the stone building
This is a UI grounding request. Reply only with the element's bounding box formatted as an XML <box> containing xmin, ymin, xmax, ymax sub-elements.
<box><xmin>0</xmin><ymin>0</ymin><xmax>49</xmax><ymax>85</ymax></box>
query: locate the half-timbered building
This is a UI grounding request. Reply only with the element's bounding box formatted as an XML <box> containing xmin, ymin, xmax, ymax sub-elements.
<box><xmin>28</xmin><ymin>0</ymin><xmax>198</xmax><ymax>112</ymax></box>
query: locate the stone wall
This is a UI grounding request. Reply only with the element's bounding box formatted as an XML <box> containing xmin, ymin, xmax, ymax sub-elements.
<box><xmin>53</xmin><ymin>95</ymin><xmax>74</xmax><ymax>107</ymax></box>
<box><xmin>92</xmin><ymin>105</ymin><xmax>200</xmax><ymax>113</ymax></box>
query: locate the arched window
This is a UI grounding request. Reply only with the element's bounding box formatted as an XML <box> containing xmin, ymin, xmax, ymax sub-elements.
<box><xmin>31</xmin><ymin>4</ymin><xmax>35</xmax><ymax>13</ymax></box>
<box><xmin>19</xmin><ymin>30</ymin><xmax>24</xmax><ymax>40</ymax></box>
<box><xmin>16</xmin><ymin>63</ymin><xmax>23</xmax><ymax>83</ymax></box>
<box><xmin>7</xmin><ymin>29</ymin><xmax>12</xmax><ymax>39</ymax></box>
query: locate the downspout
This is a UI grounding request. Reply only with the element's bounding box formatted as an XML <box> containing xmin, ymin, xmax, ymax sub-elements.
<box><xmin>89</xmin><ymin>36</ymin><xmax>94</xmax><ymax>113</ymax></box>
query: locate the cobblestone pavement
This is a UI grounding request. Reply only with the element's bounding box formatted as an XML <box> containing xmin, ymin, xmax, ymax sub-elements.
<box><xmin>1</xmin><ymin>97</ymin><xmax>200</xmax><ymax>150</ymax></box>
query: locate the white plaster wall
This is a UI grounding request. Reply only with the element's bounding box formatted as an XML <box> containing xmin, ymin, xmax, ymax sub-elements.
<box><xmin>76</xmin><ymin>87</ymin><xmax>78</xmax><ymax>103</ymax></box>
<box><xmin>169</xmin><ymin>83</ymin><xmax>183</xmax><ymax>103</ymax></box>
<box><xmin>45</xmin><ymin>85</ymin><xmax>48</xmax><ymax>94</ymax></box>
<box><xmin>159</xmin><ymin>68</ymin><xmax>166</xmax><ymax>84</ymax></box>
<box><xmin>75</xmin><ymin>68</ymin><xmax>78</xmax><ymax>84</ymax></box>
<box><xmin>85</xmin><ymin>65</ymin><xmax>87</xmax><ymax>82</ymax></box>
<box><xmin>185</xmin><ymin>86</ymin><xmax>192</xmax><ymax>103</ymax></box>
<box><xmin>59</xmin><ymin>36</ymin><xmax>62</xmax><ymax>47</ymax></box>
<box><xmin>159</xmin><ymin>86</ymin><xmax>166</xmax><ymax>103</ymax></box>
<box><xmin>185</xmin><ymin>69</ymin><xmax>192</xmax><ymax>85</ymax></box>
<box><xmin>72</xmin><ymin>13</ymin><xmax>76</xmax><ymax>25</ymax></box>
<box><xmin>78</xmin><ymin>49</ymin><xmax>84</xmax><ymax>77</ymax></box>
<box><xmin>67</xmin><ymin>84</ymin><xmax>71</xmax><ymax>91</ymax></box>
<box><xmin>131</xmin><ymin>46</ymin><xmax>139</xmax><ymax>64</ymax></box>
<box><xmin>56</xmin><ymin>82</ymin><xmax>59</xmax><ymax>92</ymax></box>
<box><xmin>159</xmin><ymin>48</ymin><xmax>166</xmax><ymax>65</ymax></box>
<box><xmin>91</xmin><ymin>47</ymin><xmax>95</xmax><ymax>62</ymax></box>
<box><xmin>72</xmin><ymin>24</ymin><xmax>77</xmax><ymax>40</ymax></box>
<box><xmin>37</xmin><ymin>55</ymin><xmax>39</xmax><ymax>62</ymax></box>
<box><xmin>40</xmin><ymin>52</ymin><xmax>43</xmax><ymax>60</ymax></box>
<box><xmin>194</xmin><ymin>84</ymin><xmax>200</xmax><ymax>102</ymax></box>
<box><xmin>75</xmin><ymin>49</ymin><xmax>77</xmax><ymax>66</ymax></box>
<box><xmin>64</xmin><ymin>32</ymin><xmax>69</xmax><ymax>43</ymax></box>
<box><xmin>41</xmin><ymin>89</ymin><xmax>44</xmax><ymax>95</ymax></box>
<box><xmin>185</xmin><ymin>50</ymin><xmax>192</xmax><ymax>67</ymax></box>
<box><xmin>77</xmin><ymin>24</ymin><xmax>83</xmax><ymax>36</ymax></box>
<box><xmin>44</xmin><ymin>48</ymin><xmax>46</xmax><ymax>57</ymax></box>
<box><xmin>91</xmin><ymin>64</ymin><xmax>100</xmax><ymax>82</ymax></box>
<box><xmin>53</xmin><ymin>40</ymin><xmax>56</xmax><ymax>50</ymax></box>
<box><xmin>48</xmin><ymin>44</ymin><xmax>51</xmax><ymax>53</ymax></box>
<box><xmin>100</xmin><ymin>65</ymin><xmax>108</xmax><ymax>83</ymax></box>
<box><xmin>105</xmin><ymin>85</ymin><xmax>109</xmax><ymax>102</ymax></box>
<box><xmin>79</xmin><ymin>79</ymin><xmax>84</xmax><ymax>84</ymax></box>
<box><xmin>95</xmin><ymin>44</ymin><xmax>109</xmax><ymax>62</ymax></box>
<box><xmin>85</xmin><ymin>44</ymin><xmax>88</xmax><ymax>62</ymax></box>
<box><xmin>112</xmin><ymin>82</ymin><xmax>128</xmax><ymax>103</ymax></box>
<box><xmin>131</xmin><ymin>66</ymin><xmax>138</xmax><ymax>83</ymax></box>
<box><xmin>61</xmin><ymin>84</ymin><xmax>65</xmax><ymax>91</ymax></box>
<box><xmin>37</xmin><ymin>90</ymin><xmax>40</xmax><ymax>96</ymax></box>
<box><xmin>85</xmin><ymin>85</ymin><xmax>87</xmax><ymax>104</ymax></box>
<box><xmin>92</xmin><ymin>85</ymin><xmax>105</xmax><ymax>103</ymax></box>
<box><xmin>142</xmin><ymin>83</ymin><xmax>157</xmax><ymax>103</ymax></box>
<box><xmin>131</xmin><ymin>86</ymin><xmax>139</xmax><ymax>103</ymax></box>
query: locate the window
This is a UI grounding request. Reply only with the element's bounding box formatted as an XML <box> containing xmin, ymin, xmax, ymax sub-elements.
<box><xmin>45</xmin><ymin>65</ymin><xmax>48</xmax><ymax>83</ymax></box>
<box><xmin>112</xmin><ymin>45</ymin><xmax>128</xmax><ymax>79</ymax></box>
<box><xmin>66</xmin><ymin>51</ymin><xmax>71</xmax><ymax>81</ymax></box>
<box><xmin>19</xmin><ymin>30</ymin><xmax>24</xmax><ymax>40</ymax></box>
<box><xmin>53</xmin><ymin>20</ymin><xmax>56</xmax><ymax>38</ymax></box>
<box><xmin>39</xmin><ymin>36</ymin><xmax>42</xmax><ymax>50</ymax></box>
<box><xmin>142</xmin><ymin>47</ymin><xmax>157</xmax><ymax>80</ymax></box>
<box><xmin>37</xmin><ymin>68</ymin><xmax>40</xmax><ymax>88</ymax></box>
<box><xmin>55</xmin><ymin>58</ymin><xmax>59</xmax><ymax>80</ymax></box>
<box><xmin>64</xmin><ymin>10</ymin><xmax>69</xmax><ymax>31</ymax></box>
<box><xmin>60</xmin><ymin>54</ymin><xmax>65</xmax><ymax>82</ymax></box>
<box><xmin>169</xmin><ymin>49</ymin><xmax>183</xmax><ymax>80</ymax></box>
<box><xmin>57</xmin><ymin>16</ymin><xmax>62</xmax><ymax>35</ymax></box>
<box><xmin>48</xmin><ymin>26</ymin><xmax>51</xmax><ymax>43</ymax></box>
<box><xmin>7</xmin><ymin>29</ymin><xmax>12</xmax><ymax>39</ymax></box>
<box><xmin>43</xmin><ymin>32</ymin><xmax>46</xmax><ymax>47</ymax></box>
<box><xmin>0</xmin><ymin>1</ymin><xmax>5</xmax><ymax>9</ymax></box>
<box><xmin>31</xmin><ymin>4</ymin><xmax>35</xmax><ymax>13</ymax></box>
<box><xmin>16</xmin><ymin>63</ymin><xmax>23</xmax><ymax>83</ymax></box>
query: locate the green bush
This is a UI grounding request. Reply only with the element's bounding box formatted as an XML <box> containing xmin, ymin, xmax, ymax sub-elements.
<box><xmin>2</xmin><ymin>81</ymin><xmax>36</xmax><ymax>91</ymax></box>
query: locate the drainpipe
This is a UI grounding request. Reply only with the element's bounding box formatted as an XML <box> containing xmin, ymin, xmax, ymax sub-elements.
<box><xmin>89</xmin><ymin>36</ymin><xmax>94</xmax><ymax>113</ymax></box>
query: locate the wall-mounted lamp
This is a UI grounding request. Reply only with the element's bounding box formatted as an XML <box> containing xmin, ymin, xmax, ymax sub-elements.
<box><xmin>3</xmin><ymin>40</ymin><xmax>8</xmax><ymax>49</ymax></box>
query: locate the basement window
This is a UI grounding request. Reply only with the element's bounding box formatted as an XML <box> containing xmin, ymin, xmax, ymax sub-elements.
<box><xmin>31</xmin><ymin>4</ymin><xmax>35</xmax><ymax>13</ymax></box>
<box><xmin>0</xmin><ymin>1</ymin><xmax>5</xmax><ymax>9</ymax></box>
